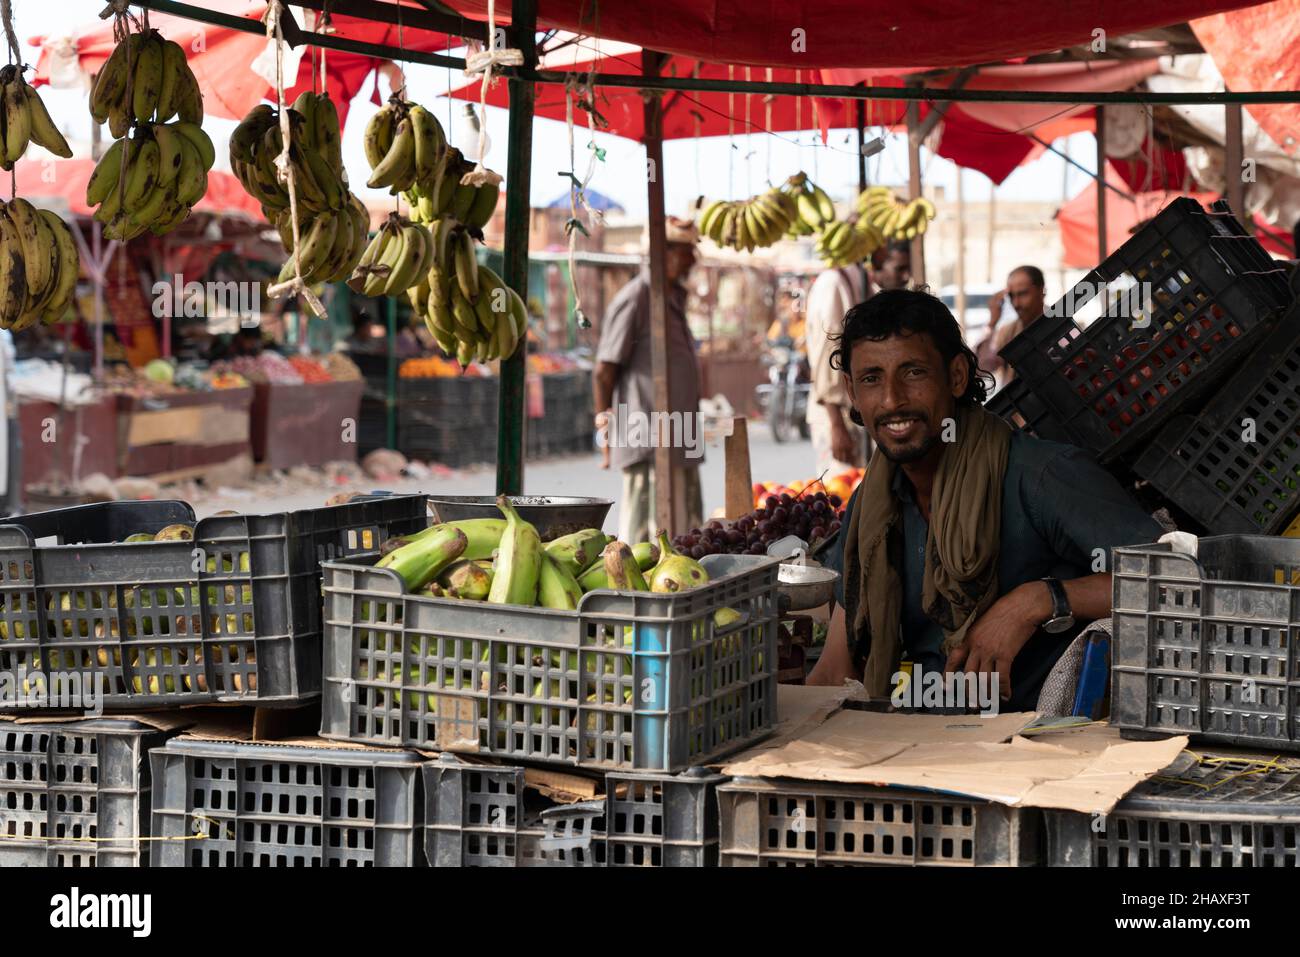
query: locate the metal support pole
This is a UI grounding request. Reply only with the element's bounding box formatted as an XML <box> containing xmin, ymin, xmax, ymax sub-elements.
<box><xmin>905</xmin><ymin>98</ymin><xmax>926</xmax><ymax>288</ymax></box>
<box><xmin>1225</xmin><ymin>98</ymin><xmax>1246</xmax><ymax>228</ymax></box>
<box><xmin>496</xmin><ymin>0</ymin><xmax>537</xmax><ymax>496</ymax></box>
<box><xmin>643</xmin><ymin>49</ymin><xmax>678</xmax><ymax>534</ymax></box>
<box><xmin>1096</xmin><ymin>106</ymin><xmax>1108</xmax><ymax>261</ymax></box>
<box><xmin>856</xmin><ymin>100</ymin><xmax>867</xmax><ymax>192</ymax></box>
<box><xmin>385</xmin><ymin>296</ymin><xmax>396</xmax><ymax>450</ymax></box>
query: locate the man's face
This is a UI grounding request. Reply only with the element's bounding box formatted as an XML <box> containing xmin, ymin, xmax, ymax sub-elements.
<box><xmin>875</xmin><ymin>251</ymin><xmax>911</xmax><ymax>291</ymax></box>
<box><xmin>845</xmin><ymin>331</ymin><xmax>968</xmax><ymax>465</ymax></box>
<box><xmin>665</xmin><ymin>243</ymin><xmax>697</xmax><ymax>282</ymax></box>
<box><xmin>1007</xmin><ymin>270</ymin><xmax>1045</xmax><ymax>324</ymax></box>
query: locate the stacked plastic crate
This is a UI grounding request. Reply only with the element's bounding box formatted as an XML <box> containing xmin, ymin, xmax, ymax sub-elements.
<box><xmin>985</xmin><ymin>198</ymin><xmax>1298</xmax><ymax>534</ymax></box>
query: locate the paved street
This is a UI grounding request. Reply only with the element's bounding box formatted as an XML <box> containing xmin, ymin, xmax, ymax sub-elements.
<box><xmin>192</xmin><ymin>424</ymin><xmax>819</xmax><ymax>529</ymax></box>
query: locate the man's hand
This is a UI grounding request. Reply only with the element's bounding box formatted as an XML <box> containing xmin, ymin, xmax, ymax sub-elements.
<box><xmin>945</xmin><ymin>581</ymin><xmax>1051</xmax><ymax>700</ymax></box>
<box><xmin>595</xmin><ymin>410</ymin><xmax>612</xmax><ymax>469</ymax></box>
<box><xmin>828</xmin><ymin>406</ymin><xmax>858</xmax><ymax>465</ymax></box>
<box><xmin>986</xmin><ymin>288</ymin><xmax>1007</xmax><ymax>325</ymax></box>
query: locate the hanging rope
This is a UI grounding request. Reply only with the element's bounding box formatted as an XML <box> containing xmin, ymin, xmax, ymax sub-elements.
<box><xmin>264</xmin><ymin>0</ymin><xmax>325</xmax><ymax>317</ymax></box>
<box><xmin>1</xmin><ymin>0</ymin><xmax>21</xmax><ymax>199</ymax></box>
<box><xmin>744</xmin><ymin>66</ymin><xmax>752</xmax><ymax>196</ymax></box>
<box><xmin>764</xmin><ymin>68</ymin><xmax>773</xmax><ymax>186</ymax></box>
<box><xmin>106</xmin><ymin>0</ymin><xmax>142</xmax><ymax>224</ymax></box>
<box><xmin>460</xmin><ymin>0</ymin><xmax>517</xmax><ymax>188</ymax></box>
<box><xmin>727</xmin><ymin>64</ymin><xmax>735</xmax><ymax>198</ymax></box>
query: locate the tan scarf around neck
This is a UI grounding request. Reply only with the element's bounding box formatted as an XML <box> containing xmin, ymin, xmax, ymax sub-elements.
<box><xmin>843</xmin><ymin>403</ymin><xmax>1013</xmax><ymax>697</ymax></box>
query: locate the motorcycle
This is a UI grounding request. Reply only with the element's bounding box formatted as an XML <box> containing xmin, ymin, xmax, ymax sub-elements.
<box><xmin>754</xmin><ymin>336</ymin><xmax>810</xmax><ymax>443</ymax></box>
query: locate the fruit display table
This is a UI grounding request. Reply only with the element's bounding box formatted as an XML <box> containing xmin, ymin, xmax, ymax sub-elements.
<box><xmin>115</xmin><ymin>387</ymin><xmax>254</xmax><ymax>482</ymax></box>
<box><xmin>19</xmin><ymin>394</ymin><xmax>120</xmax><ymax>487</ymax></box>
<box><xmin>250</xmin><ymin>379</ymin><xmax>365</xmax><ymax>469</ymax></box>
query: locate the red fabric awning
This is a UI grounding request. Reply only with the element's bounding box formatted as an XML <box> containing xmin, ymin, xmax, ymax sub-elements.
<box><xmin>1191</xmin><ymin>1</ymin><xmax>1300</xmax><ymax>158</ymax></box>
<box><xmin>31</xmin><ymin>0</ymin><xmax>450</xmax><ymax>129</ymax></box>
<box><xmin>15</xmin><ymin>158</ymin><xmax>263</xmax><ymax>220</ymax></box>
<box><xmin>1058</xmin><ymin>167</ymin><xmax>1217</xmax><ymax>268</ymax></box>
<box><xmin>446</xmin><ymin>0</ymin><xmax>1258</xmax><ymax>69</ymax></box>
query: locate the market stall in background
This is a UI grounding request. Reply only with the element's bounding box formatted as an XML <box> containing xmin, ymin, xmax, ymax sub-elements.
<box><xmin>6</xmin><ymin>0</ymin><xmax>1300</xmax><ymax>884</ymax></box>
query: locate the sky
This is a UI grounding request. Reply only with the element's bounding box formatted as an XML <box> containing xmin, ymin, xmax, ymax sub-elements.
<box><xmin>19</xmin><ymin>0</ymin><xmax>1098</xmax><ymax>219</ymax></box>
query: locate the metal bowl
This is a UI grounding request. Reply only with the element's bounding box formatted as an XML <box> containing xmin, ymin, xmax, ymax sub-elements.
<box><xmin>427</xmin><ymin>495</ymin><xmax>614</xmax><ymax>542</ymax></box>
<box><xmin>777</xmin><ymin>563</ymin><xmax>839</xmax><ymax>611</ymax></box>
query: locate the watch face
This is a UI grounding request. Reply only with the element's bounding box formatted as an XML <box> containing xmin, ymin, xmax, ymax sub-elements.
<box><xmin>1044</xmin><ymin>616</ymin><xmax>1075</xmax><ymax>635</ymax></box>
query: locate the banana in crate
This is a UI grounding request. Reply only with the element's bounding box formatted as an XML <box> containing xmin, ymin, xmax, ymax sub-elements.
<box><xmin>230</xmin><ymin>93</ymin><xmax>368</xmax><ymax>286</ymax></box>
<box><xmin>84</xmin><ymin>28</ymin><xmax>216</xmax><ymax>240</ymax></box>
<box><xmin>0</xmin><ymin>64</ymin><xmax>73</xmax><ymax>168</ymax></box>
<box><xmin>0</xmin><ymin>198</ymin><xmax>81</xmax><ymax>331</ymax></box>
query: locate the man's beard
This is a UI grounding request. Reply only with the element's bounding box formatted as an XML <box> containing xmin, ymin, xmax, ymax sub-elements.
<box><xmin>878</xmin><ymin>432</ymin><xmax>941</xmax><ymax>464</ymax></box>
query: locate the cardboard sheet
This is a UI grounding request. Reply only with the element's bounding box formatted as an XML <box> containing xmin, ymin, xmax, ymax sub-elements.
<box><xmin>721</xmin><ymin>710</ymin><xmax>1187</xmax><ymax>814</ymax></box>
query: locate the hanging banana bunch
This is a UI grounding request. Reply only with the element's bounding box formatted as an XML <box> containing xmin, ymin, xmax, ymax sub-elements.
<box><xmin>782</xmin><ymin>172</ymin><xmax>836</xmax><ymax>237</ymax></box>
<box><xmin>0</xmin><ymin>64</ymin><xmax>73</xmax><ymax>168</ymax></box>
<box><xmin>815</xmin><ymin>217</ymin><xmax>886</xmax><ymax>268</ymax></box>
<box><xmin>406</xmin><ymin>219</ymin><xmax>527</xmax><ymax>368</ymax></box>
<box><xmin>0</xmin><ymin>198</ymin><xmax>81</xmax><ymax>331</ymax></box>
<box><xmin>85</xmin><ymin>28</ymin><xmax>215</xmax><ymax>239</ymax></box>
<box><xmin>697</xmin><ymin>186</ymin><xmax>799</xmax><ymax>253</ymax></box>
<box><xmin>347</xmin><ymin>212</ymin><xmax>434</xmax><ymax>299</ymax></box>
<box><xmin>230</xmin><ymin>92</ymin><xmax>367</xmax><ymax>287</ymax></box>
<box><xmin>855</xmin><ymin>186</ymin><xmax>936</xmax><ymax>240</ymax></box>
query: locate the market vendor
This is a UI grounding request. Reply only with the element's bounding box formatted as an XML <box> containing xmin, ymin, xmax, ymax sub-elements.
<box><xmin>594</xmin><ymin>216</ymin><xmax>705</xmax><ymax>542</ymax></box>
<box><xmin>807</xmin><ymin>289</ymin><xmax>1161</xmax><ymax>711</ymax></box>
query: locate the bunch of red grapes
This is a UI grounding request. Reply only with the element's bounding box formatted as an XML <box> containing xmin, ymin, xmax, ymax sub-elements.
<box><xmin>672</xmin><ymin>490</ymin><xmax>844</xmax><ymax>559</ymax></box>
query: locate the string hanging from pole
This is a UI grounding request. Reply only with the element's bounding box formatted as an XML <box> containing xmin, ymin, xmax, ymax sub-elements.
<box><xmin>263</xmin><ymin>0</ymin><xmax>325</xmax><ymax>317</ymax></box>
<box><xmin>728</xmin><ymin>64</ymin><xmax>735</xmax><ymax>199</ymax></box>
<box><xmin>562</xmin><ymin>67</ymin><xmax>602</xmax><ymax>330</ymax></box>
<box><xmin>1</xmin><ymin>0</ymin><xmax>21</xmax><ymax>199</ymax></box>
<box><xmin>764</xmin><ymin>68</ymin><xmax>773</xmax><ymax>186</ymax></box>
<box><xmin>459</xmin><ymin>0</ymin><xmax>517</xmax><ymax>189</ymax></box>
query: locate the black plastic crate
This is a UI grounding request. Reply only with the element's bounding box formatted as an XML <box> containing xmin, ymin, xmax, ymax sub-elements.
<box><xmin>0</xmin><ymin>718</ymin><xmax>175</xmax><ymax>866</ymax></box>
<box><xmin>998</xmin><ymin>199</ymin><xmax>1292</xmax><ymax>464</ymax></box>
<box><xmin>718</xmin><ymin>777</ymin><xmax>1040</xmax><ymax>866</ymax></box>
<box><xmin>1112</xmin><ymin>535</ymin><xmax>1300</xmax><ymax>750</ymax></box>
<box><xmin>1132</xmin><ymin>306</ymin><xmax>1300</xmax><ymax>535</ymax></box>
<box><xmin>149</xmin><ymin>737</ymin><xmax>424</xmax><ymax>866</ymax></box>
<box><xmin>321</xmin><ymin>553</ymin><xmax>778</xmax><ymax>773</ymax></box>
<box><xmin>0</xmin><ymin>497</ymin><xmax>427</xmax><ymax>709</ymax></box>
<box><xmin>983</xmin><ymin>378</ymin><xmax>1074</xmax><ymax>442</ymax></box>
<box><xmin>1046</xmin><ymin>755</ymin><xmax>1300</xmax><ymax>866</ymax></box>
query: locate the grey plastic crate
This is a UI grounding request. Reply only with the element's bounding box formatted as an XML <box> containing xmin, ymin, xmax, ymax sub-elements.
<box><xmin>606</xmin><ymin>767</ymin><xmax>722</xmax><ymax>867</ymax></box>
<box><xmin>423</xmin><ymin>754</ymin><xmax>605</xmax><ymax>866</ymax></box>
<box><xmin>149</xmin><ymin>737</ymin><xmax>424</xmax><ymax>867</ymax></box>
<box><xmin>0</xmin><ymin>718</ymin><xmax>175</xmax><ymax>866</ymax></box>
<box><xmin>0</xmin><ymin>496</ymin><xmax>427</xmax><ymax>710</ymax></box>
<box><xmin>1112</xmin><ymin>535</ymin><xmax>1300</xmax><ymax>750</ymax></box>
<box><xmin>717</xmin><ymin>777</ymin><xmax>1040</xmax><ymax>867</ymax></box>
<box><xmin>321</xmin><ymin>553</ymin><xmax>779</xmax><ymax>772</ymax></box>
<box><xmin>1047</xmin><ymin>756</ymin><xmax>1300</xmax><ymax>866</ymax></box>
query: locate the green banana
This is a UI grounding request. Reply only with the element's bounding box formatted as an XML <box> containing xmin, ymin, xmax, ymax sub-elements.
<box><xmin>648</xmin><ymin>530</ymin><xmax>709</xmax><ymax>593</ymax></box>
<box><xmin>537</xmin><ymin>551</ymin><xmax>583</xmax><ymax>610</ymax></box>
<box><xmin>603</xmin><ymin>541</ymin><xmax>648</xmax><ymax>591</ymax></box>
<box><xmin>433</xmin><ymin>558</ymin><xmax>493</xmax><ymax>600</ymax></box>
<box><xmin>544</xmin><ymin>528</ymin><xmax>608</xmax><ymax>578</ymax></box>
<box><xmin>382</xmin><ymin>525</ymin><xmax>467</xmax><ymax>592</ymax></box>
<box><xmin>486</xmin><ymin>496</ymin><xmax>541</xmax><ymax>607</ymax></box>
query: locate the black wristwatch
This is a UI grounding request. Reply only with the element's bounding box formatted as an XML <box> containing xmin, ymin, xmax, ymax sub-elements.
<box><xmin>1040</xmin><ymin>577</ymin><xmax>1076</xmax><ymax>634</ymax></box>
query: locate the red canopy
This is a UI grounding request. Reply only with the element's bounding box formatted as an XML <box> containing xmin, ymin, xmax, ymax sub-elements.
<box><xmin>454</xmin><ymin>48</ymin><xmax>1150</xmax><ymax>184</ymax></box>
<box><xmin>1054</xmin><ymin>167</ymin><xmax>1293</xmax><ymax>267</ymax></box>
<box><xmin>31</xmin><ymin>0</ymin><xmax>450</xmax><ymax>130</ymax></box>
<box><xmin>15</xmin><ymin>158</ymin><xmax>263</xmax><ymax>220</ymax></box>
<box><xmin>444</xmin><ymin>0</ymin><xmax>1258</xmax><ymax>68</ymax></box>
<box><xmin>1191</xmin><ymin>1</ymin><xmax>1300</xmax><ymax>159</ymax></box>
